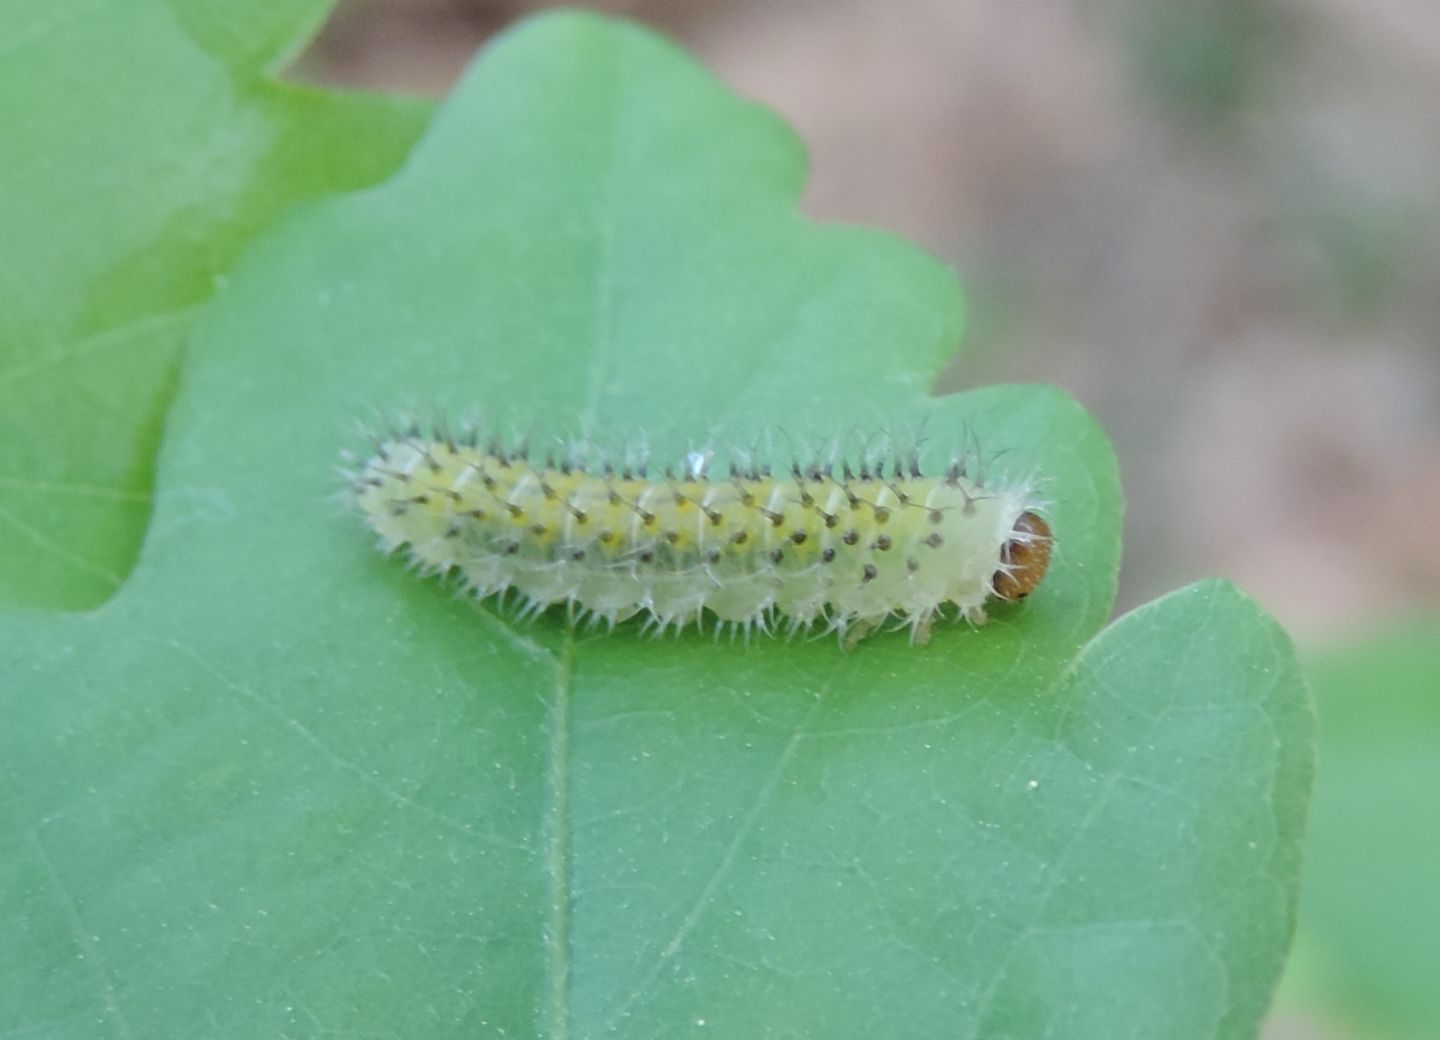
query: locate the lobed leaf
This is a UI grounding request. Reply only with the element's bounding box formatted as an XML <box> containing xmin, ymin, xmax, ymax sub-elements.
<box><xmin>0</xmin><ymin>13</ymin><xmax>1312</xmax><ymax>1039</ymax></box>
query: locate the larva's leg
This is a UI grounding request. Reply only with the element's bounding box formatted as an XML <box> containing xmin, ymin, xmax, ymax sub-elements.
<box><xmin>843</xmin><ymin>618</ymin><xmax>881</xmax><ymax>652</ymax></box>
<box><xmin>911</xmin><ymin>615</ymin><xmax>933</xmax><ymax>646</ymax></box>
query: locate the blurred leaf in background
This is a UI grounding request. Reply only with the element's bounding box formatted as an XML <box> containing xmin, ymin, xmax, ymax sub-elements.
<box><xmin>0</xmin><ymin>0</ymin><xmax>432</xmax><ymax>611</ymax></box>
<box><xmin>1103</xmin><ymin>0</ymin><xmax>1286</xmax><ymax>124</ymax></box>
<box><xmin>1273</xmin><ymin>623</ymin><xmax>1440</xmax><ymax>1040</ymax></box>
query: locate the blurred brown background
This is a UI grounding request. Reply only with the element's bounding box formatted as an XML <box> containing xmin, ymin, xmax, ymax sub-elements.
<box><xmin>299</xmin><ymin>0</ymin><xmax>1440</xmax><ymax>644</ymax></box>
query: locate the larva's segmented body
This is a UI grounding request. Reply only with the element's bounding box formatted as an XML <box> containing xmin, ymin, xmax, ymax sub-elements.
<box><xmin>348</xmin><ymin>431</ymin><xmax>1052</xmax><ymax>645</ymax></box>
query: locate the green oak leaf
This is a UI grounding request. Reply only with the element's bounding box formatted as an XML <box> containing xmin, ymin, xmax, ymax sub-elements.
<box><xmin>1</xmin><ymin>13</ymin><xmax>1312</xmax><ymax>1039</ymax></box>
<box><xmin>0</xmin><ymin>0</ymin><xmax>432</xmax><ymax>610</ymax></box>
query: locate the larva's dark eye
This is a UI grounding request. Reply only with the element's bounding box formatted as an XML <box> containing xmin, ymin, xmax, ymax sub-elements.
<box><xmin>993</xmin><ymin>511</ymin><xmax>1053</xmax><ymax>602</ymax></box>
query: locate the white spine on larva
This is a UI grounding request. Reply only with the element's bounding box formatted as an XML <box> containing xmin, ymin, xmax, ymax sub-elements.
<box><xmin>349</xmin><ymin>431</ymin><xmax>1051</xmax><ymax>644</ymax></box>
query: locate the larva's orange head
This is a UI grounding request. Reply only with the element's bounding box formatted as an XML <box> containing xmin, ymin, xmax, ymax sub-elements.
<box><xmin>992</xmin><ymin>511</ymin><xmax>1053</xmax><ymax>602</ymax></box>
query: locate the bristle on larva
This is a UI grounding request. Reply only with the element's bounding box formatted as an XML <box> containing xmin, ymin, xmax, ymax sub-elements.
<box><xmin>346</xmin><ymin>429</ymin><xmax>1052</xmax><ymax>647</ymax></box>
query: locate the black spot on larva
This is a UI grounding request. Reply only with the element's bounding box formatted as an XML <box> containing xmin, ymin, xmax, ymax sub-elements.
<box><xmin>640</xmin><ymin>510</ymin><xmax>657</xmax><ymax>526</ymax></box>
<box><xmin>925</xmin><ymin>531</ymin><xmax>944</xmax><ymax>548</ymax></box>
<box><xmin>928</xmin><ymin>510</ymin><xmax>943</xmax><ymax>525</ymax></box>
<box><xmin>444</xmin><ymin>525</ymin><xmax>461</xmax><ymax>538</ymax></box>
<box><xmin>874</xmin><ymin>534</ymin><xmax>892</xmax><ymax>551</ymax></box>
<box><xmin>530</xmin><ymin>523</ymin><xmax>547</xmax><ymax>536</ymax></box>
<box><xmin>842</xmin><ymin>530</ymin><xmax>860</xmax><ymax>546</ymax></box>
<box><xmin>790</xmin><ymin>529</ymin><xmax>808</xmax><ymax>545</ymax></box>
<box><xmin>704</xmin><ymin>549</ymin><xmax>722</xmax><ymax>564</ymax></box>
<box><xmin>906</xmin><ymin>556</ymin><xmax>920</xmax><ymax>573</ymax></box>
<box><xmin>411</xmin><ymin>494</ymin><xmax>431</xmax><ymax>505</ymax></box>
<box><xmin>570</xmin><ymin>548</ymin><xmax>586</xmax><ymax>561</ymax></box>
<box><xmin>862</xmin><ymin>563</ymin><xmax>878</xmax><ymax>582</ymax></box>
<box><xmin>821</xmin><ymin>547</ymin><xmax>836</xmax><ymax>563</ymax></box>
<box><xmin>818</xmin><ymin>510</ymin><xmax>838</xmax><ymax>528</ymax></box>
<box><xmin>664</xmin><ymin>530</ymin><xmax>681</xmax><ymax>544</ymax></box>
<box><xmin>873</xmin><ymin>506</ymin><xmax>891</xmax><ymax>524</ymax></box>
<box><xmin>732</xmin><ymin>530</ymin><xmax>749</xmax><ymax>546</ymax></box>
<box><xmin>502</xmin><ymin>541</ymin><xmax>520</xmax><ymax>555</ymax></box>
<box><xmin>769</xmin><ymin>548</ymin><xmax>785</xmax><ymax>564</ymax></box>
<box><xmin>599</xmin><ymin>529</ymin><xmax>616</xmax><ymax>544</ymax></box>
<box><xmin>505</xmin><ymin>502</ymin><xmax>523</xmax><ymax>518</ymax></box>
<box><xmin>540</xmin><ymin>481</ymin><xmax>556</xmax><ymax>500</ymax></box>
<box><xmin>638</xmin><ymin>549</ymin><xmax>655</xmax><ymax>563</ymax></box>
